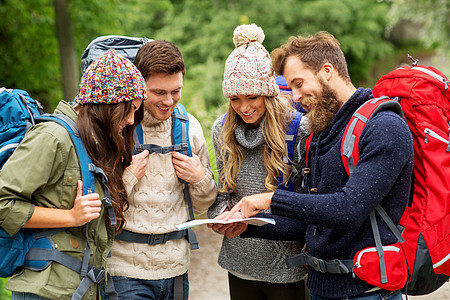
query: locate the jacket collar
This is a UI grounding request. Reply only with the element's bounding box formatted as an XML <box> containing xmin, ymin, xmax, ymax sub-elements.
<box><xmin>53</xmin><ymin>100</ymin><xmax>78</xmax><ymax>123</ymax></box>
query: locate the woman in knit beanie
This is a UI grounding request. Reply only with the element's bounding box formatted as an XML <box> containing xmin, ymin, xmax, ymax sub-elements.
<box><xmin>207</xmin><ymin>24</ymin><xmax>309</xmax><ymax>300</ymax></box>
<box><xmin>0</xmin><ymin>49</ymin><xmax>146</xmax><ymax>299</ymax></box>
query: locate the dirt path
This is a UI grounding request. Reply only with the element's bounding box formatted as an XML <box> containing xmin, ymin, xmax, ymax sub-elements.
<box><xmin>188</xmin><ymin>225</ymin><xmax>450</xmax><ymax>300</ymax></box>
<box><xmin>189</xmin><ymin>225</ymin><xmax>229</xmax><ymax>300</ymax></box>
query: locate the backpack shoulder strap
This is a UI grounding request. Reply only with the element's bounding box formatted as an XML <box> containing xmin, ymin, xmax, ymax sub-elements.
<box><xmin>305</xmin><ymin>134</ymin><xmax>312</xmax><ymax>162</ymax></box>
<box><xmin>172</xmin><ymin>104</ymin><xmax>198</xmax><ymax>247</ymax></box>
<box><xmin>36</xmin><ymin>114</ymin><xmax>116</xmax><ymax>226</ymax></box>
<box><xmin>278</xmin><ymin>111</ymin><xmax>303</xmax><ymax>191</ymax></box>
<box><xmin>341</xmin><ymin>97</ymin><xmax>404</xmax><ymax>176</ymax></box>
<box><xmin>132</xmin><ymin>104</ymin><xmax>192</xmax><ymax>156</ymax></box>
<box><xmin>285</xmin><ymin>111</ymin><xmax>303</xmax><ymax>164</ymax></box>
<box><xmin>172</xmin><ymin>103</ymin><xmax>192</xmax><ymax>157</ymax></box>
<box><xmin>37</xmin><ymin>114</ymin><xmax>95</xmax><ymax>195</ymax></box>
<box><xmin>134</xmin><ymin>124</ymin><xmax>144</xmax><ymax>144</ymax></box>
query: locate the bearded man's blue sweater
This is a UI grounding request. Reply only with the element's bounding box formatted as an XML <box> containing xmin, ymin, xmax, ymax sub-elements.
<box><xmin>244</xmin><ymin>88</ymin><xmax>414</xmax><ymax>298</ymax></box>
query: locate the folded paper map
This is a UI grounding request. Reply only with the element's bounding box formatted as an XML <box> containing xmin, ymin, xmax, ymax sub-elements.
<box><xmin>175</xmin><ymin>217</ymin><xmax>276</xmax><ymax>231</ymax></box>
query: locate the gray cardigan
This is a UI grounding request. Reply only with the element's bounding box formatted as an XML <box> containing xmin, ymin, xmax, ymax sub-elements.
<box><xmin>208</xmin><ymin>114</ymin><xmax>309</xmax><ymax>283</ymax></box>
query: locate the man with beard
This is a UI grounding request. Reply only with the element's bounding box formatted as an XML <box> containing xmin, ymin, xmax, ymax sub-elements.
<box><xmin>227</xmin><ymin>31</ymin><xmax>414</xmax><ymax>300</ymax></box>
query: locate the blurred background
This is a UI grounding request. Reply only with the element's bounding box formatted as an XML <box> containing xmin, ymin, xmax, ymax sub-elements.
<box><xmin>1</xmin><ymin>0</ymin><xmax>449</xmax><ymax>299</ymax></box>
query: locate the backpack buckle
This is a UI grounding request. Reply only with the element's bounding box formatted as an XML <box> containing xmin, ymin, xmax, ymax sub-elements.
<box><xmin>147</xmin><ymin>233</ymin><xmax>168</xmax><ymax>245</ymax></box>
<box><xmin>86</xmin><ymin>267</ymin><xmax>105</xmax><ymax>283</ymax></box>
<box><xmin>312</xmin><ymin>257</ymin><xmax>327</xmax><ymax>273</ymax></box>
<box><xmin>102</xmin><ymin>197</ymin><xmax>112</xmax><ymax>208</ymax></box>
<box><xmin>180</xmin><ymin>143</ymin><xmax>189</xmax><ymax>151</ymax></box>
<box><xmin>134</xmin><ymin>146</ymin><xmax>144</xmax><ymax>154</ymax></box>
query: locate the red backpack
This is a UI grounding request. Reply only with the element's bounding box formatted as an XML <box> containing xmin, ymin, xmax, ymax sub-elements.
<box><xmin>339</xmin><ymin>59</ymin><xmax>450</xmax><ymax>295</ymax></box>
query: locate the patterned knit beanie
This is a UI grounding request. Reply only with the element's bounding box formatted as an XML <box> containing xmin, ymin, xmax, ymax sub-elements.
<box><xmin>75</xmin><ymin>49</ymin><xmax>147</xmax><ymax>105</ymax></box>
<box><xmin>223</xmin><ymin>24</ymin><xmax>279</xmax><ymax>98</ymax></box>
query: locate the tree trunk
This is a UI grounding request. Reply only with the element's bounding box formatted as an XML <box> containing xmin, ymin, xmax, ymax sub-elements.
<box><xmin>54</xmin><ymin>0</ymin><xmax>79</xmax><ymax>102</ymax></box>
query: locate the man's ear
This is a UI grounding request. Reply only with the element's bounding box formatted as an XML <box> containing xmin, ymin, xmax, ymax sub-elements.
<box><xmin>321</xmin><ymin>63</ymin><xmax>334</xmax><ymax>82</ymax></box>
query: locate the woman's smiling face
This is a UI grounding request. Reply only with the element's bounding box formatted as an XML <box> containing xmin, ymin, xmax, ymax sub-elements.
<box><xmin>230</xmin><ymin>95</ymin><xmax>266</xmax><ymax>126</ymax></box>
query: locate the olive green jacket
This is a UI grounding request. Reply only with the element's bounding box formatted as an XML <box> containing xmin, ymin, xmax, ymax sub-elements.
<box><xmin>0</xmin><ymin>101</ymin><xmax>114</xmax><ymax>299</ymax></box>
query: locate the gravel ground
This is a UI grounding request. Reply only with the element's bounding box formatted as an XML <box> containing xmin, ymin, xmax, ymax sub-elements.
<box><xmin>188</xmin><ymin>225</ymin><xmax>450</xmax><ymax>300</ymax></box>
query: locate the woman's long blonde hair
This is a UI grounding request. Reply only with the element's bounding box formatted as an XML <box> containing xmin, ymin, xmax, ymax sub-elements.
<box><xmin>218</xmin><ymin>94</ymin><xmax>295</xmax><ymax>193</ymax></box>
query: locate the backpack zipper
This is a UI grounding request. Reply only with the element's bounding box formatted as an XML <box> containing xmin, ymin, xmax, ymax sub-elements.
<box><xmin>424</xmin><ymin>128</ymin><xmax>449</xmax><ymax>145</ymax></box>
<box><xmin>448</xmin><ymin>123</ymin><xmax>450</xmax><ymax>152</ymax></box>
<box><xmin>412</xmin><ymin>67</ymin><xmax>450</xmax><ymax>89</ymax></box>
<box><xmin>354</xmin><ymin>245</ymin><xmax>401</xmax><ymax>268</ymax></box>
<box><xmin>0</xmin><ymin>143</ymin><xmax>19</xmax><ymax>154</ymax></box>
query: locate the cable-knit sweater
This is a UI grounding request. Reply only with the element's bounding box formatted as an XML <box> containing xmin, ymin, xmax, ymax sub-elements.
<box><xmin>107</xmin><ymin>110</ymin><xmax>217</xmax><ymax>280</ymax></box>
<box><xmin>249</xmin><ymin>88</ymin><xmax>414</xmax><ymax>298</ymax></box>
<box><xmin>207</xmin><ymin>114</ymin><xmax>309</xmax><ymax>283</ymax></box>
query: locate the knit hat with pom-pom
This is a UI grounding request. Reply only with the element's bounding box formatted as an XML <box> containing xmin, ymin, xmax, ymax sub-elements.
<box><xmin>223</xmin><ymin>24</ymin><xmax>279</xmax><ymax>98</ymax></box>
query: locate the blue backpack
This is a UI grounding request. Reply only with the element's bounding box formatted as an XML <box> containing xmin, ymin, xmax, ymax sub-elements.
<box><xmin>0</xmin><ymin>88</ymin><xmax>43</xmax><ymax>168</ymax></box>
<box><xmin>0</xmin><ymin>88</ymin><xmax>117</xmax><ymax>299</ymax></box>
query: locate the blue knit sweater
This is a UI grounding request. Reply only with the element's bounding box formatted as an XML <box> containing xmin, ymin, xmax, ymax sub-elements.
<box><xmin>245</xmin><ymin>88</ymin><xmax>414</xmax><ymax>298</ymax></box>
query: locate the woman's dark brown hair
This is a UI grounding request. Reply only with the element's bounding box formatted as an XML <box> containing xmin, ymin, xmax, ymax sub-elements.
<box><xmin>76</xmin><ymin>101</ymin><xmax>144</xmax><ymax>233</ymax></box>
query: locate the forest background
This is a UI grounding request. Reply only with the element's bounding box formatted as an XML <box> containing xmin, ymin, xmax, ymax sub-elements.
<box><xmin>1</xmin><ymin>0</ymin><xmax>449</xmax><ymax>298</ymax></box>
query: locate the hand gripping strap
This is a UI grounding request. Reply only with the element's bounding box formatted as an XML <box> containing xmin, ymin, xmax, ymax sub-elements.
<box><xmin>341</xmin><ymin>98</ymin><xmax>404</xmax><ymax>176</ymax></box>
<box><xmin>132</xmin><ymin>104</ymin><xmax>198</xmax><ymax>249</ymax></box>
<box><xmin>88</xmin><ymin>164</ymin><xmax>116</xmax><ymax>226</ymax></box>
<box><xmin>37</xmin><ymin>114</ymin><xmax>116</xmax><ymax>226</ymax></box>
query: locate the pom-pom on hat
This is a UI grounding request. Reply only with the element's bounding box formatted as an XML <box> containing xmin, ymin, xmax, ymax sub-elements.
<box><xmin>223</xmin><ymin>24</ymin><xmax>279</xmax><ymax>98</ymax></box>
<box><xmin>75</xmin><ymin>49</ymin><xmax>147</xmax><ymax>105</ymax></box>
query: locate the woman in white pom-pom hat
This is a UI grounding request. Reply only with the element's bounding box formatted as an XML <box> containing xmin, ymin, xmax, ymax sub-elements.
<box><xmin>207</xmin><ymin>24</ymin><xmax>309</xmax><ymax>300</ymax></box>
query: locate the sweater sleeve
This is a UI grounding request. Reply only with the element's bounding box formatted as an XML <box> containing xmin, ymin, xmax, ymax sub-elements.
<box><xmin>241</xmin><ymin>212</ymin><xmax>307</xmax><ymax>242</ymax></box>
<box><xmin>122</xmin><ymin>168</ymin><xmax>139</xmax><ymax>197</ymax></box>
<box><xmin>271</xmin><ymin>111</ymin><xmax>413</xmax><ymax>228</ymax></box>
<box><xmin>187</xmin><ymin>113</ymin><xmax>218</xmax><ymax>215</ymax></box>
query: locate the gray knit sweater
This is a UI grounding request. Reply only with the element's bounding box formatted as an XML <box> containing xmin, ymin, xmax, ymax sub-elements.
<box><xmin>208</xmin><ymin>114</ymin><xmax>309</xmax><ymax>283</ymax></box>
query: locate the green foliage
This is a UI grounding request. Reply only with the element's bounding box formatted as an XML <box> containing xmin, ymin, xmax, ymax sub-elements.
<box><xmin>0</xmin><ymin>0</ymin><xmax>396</xmax><ymax>114</ymax></box>
<box><xmin>0</xmin><ymin>0</ymin><xmax>169</xmax><ymax>110</ymax></box>
<box><xmin>0</xmin><ymin>278</ymin><xmax>11</xmax><ymax>299</ymax></box>
<box><xmin>145</xmin><ymin>0</ymin><xmax>395</xmax><ymax>139</ymax></box>
<box><xmin>0</xmin><ymin>0</ymin><xmax>60</xmax><ymax>110</ymax></box>
<box><xmin>386</xmin><ymin>0</ymin><xmax>450</xmax><ymax>74</ymax></box>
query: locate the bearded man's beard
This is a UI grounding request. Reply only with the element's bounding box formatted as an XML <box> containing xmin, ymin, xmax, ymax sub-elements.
<box><xmin>302</xmin><ymin>81</ymin><xmax>341</xmax><ymax>135</ymax></box>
